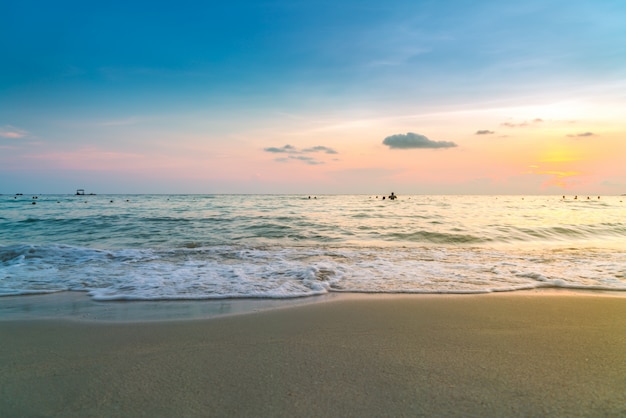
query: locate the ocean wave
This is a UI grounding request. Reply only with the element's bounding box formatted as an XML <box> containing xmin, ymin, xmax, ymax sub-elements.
<box><xmin>3</xmin><ymin>195</ymin><xmax>626</xmax><ymax>300</ymax></box>
<box><xmin>386</xmin><ymin>230</ymin><xmax>483</xmax><ymax>244</ymax></box>
<box><xmin>1</xmin><ymin>243</ymin><xmax>625</xmax><ymax>300</ymax></box>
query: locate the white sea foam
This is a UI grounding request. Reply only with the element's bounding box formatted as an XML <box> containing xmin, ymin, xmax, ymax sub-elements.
<box><xmin>1</xmin><ymin>243</ymin><xmax>625</xmax><ymax>300</ymax></box>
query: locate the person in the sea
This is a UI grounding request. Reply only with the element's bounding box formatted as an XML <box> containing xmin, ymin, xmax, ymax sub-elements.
<box><xmin>388</xmin><ymin>192</ymin><xmax>397</xmax><ymax>200</ymax></box>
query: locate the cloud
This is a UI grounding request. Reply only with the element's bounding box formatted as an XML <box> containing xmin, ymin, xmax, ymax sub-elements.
<box><xmin>0</xmin><ymin>125</ymin><xmax>28</xmax><ymax>139</ymax></box>
<box><xmin>382</xmin><ymin>132</ymin><xmax>457</xmax><ymax>149</ymax></box>
<box><xmin>265</xmin><ymin>144</ymin><xmax>337</xmax><ymax>165</ymax></box>
<box><xmin>264</xmin><ymin>144</ymin><xmax>298</xmax><ymax>153</ymax></box>
<box><xmin>289</xmin><ymin>156</ymin><xmax>324</xmax><ymax>165</ymax></box>
<box><xmin>526</xmin><ymin>164</ymin><xmax>582</xmax><ymax>189</ymax></box>
<box><xmin>18</xmin><ymin>146</ymin><xmax>147</xmax><ymax>171</ymax></box>
<box><xmin>501</xmin><ymin>118</ymin><xmax>543</xmax><ymax>128</ymax></box>
<box><xmin>264</xmin><ymin>144</ymin><xmax>338</xmax><ymax>154</ymax></box>
<box><xmin>302</xmin><ymin>145</ymin><xmax>338</xmax><ymax>154</ymax></box>
<box><xmin>567</xmin><ymin>132</ymin><xmax>595</xmax><ymax>138</ymax></box>
<box><xmin>475</xmin><ymin>130</ymin><xmax>495</xmax><ymax>135</ymax></box>
<box><xmin>274</xmin><ymin>155</ymin><xmax>324</xmax><ymax>165</ymax></box>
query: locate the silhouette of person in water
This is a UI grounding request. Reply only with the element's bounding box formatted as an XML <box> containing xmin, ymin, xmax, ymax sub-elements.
<box><xmin>388</xmin><ymin>192</ymin><xmax>397</xmax><ymax>200</ymax></box>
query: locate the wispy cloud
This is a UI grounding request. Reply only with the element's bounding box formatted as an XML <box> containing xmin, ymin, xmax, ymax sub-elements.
<box><xmin>290</xmin><ymin>156</ymin><xmax>324</xmax><ymax>165</ymax></box>
<box><xmin>527</xmin><ymin>164</ymin><xmax>582</xmax><ymax>189</ymax></box>
<box><xmin>0</xmin><ymin>125</ymin><xmax>28</xmax><ymax>139</ymax></box>
<box><xmin>274</xmin><ymin>156</ymin><xmax>325</xmax><ymax>165</ymax></box>
<box><xmin>537</xmin><ymin>170</ymin><xmax>582</xmax><ymax>189</ymax></box>
<box><xmin>382</xmin><ymin>132</ymin><xmax>457</xmax><ymax>149</ymax></box>
<box><xmin>264</xmin><ymin>144</ymin><xmax>338</xmax><ymax>155</ymax></box>
<box><xmin>475</xmin><ymin>130</ymin><xmax>495</xmax><ymax>135</ymax></box>
<box><xmin>566</xmin><ymin>132</ymin><xmax>595</xmax><ymax>138</ymax></box>
<box><xmin>264</xmin><ymin>144</ymin><xmax>338</xmax><ymax>165</ymax></box>
<box><xmin>501</xmin><ymin>118</ymin><xmax>543</xmax><ymax>128</ymax></box>
<box><xmin>601</xmin><ymin>179</ymin><xmax>626</xmax><ymax>189</ymax></box>
<box><xmin>24</xmin><ymin>147</ymin><xmax>146</xmax><ymax>170</ymax></box>
<box><xmin>302</xmin><ymin>146</ymin><xmax>338</xmax><ymax>154</ymax></box>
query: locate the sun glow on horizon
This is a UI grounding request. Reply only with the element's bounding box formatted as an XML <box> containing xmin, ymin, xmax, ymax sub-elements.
<box><xmin>538</xmin><ymin>145</ymin><xmax>583</xmax><ymax>164</ymax></box>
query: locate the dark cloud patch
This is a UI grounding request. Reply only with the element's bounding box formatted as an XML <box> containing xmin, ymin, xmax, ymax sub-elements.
<box><xmin>475</xmin><ymin>130</ymin><xmax>495</xmax><ymax>135</ymax></box>
<box><xmin>264</xmin><ymin>144</ymin><xmax>297</xmax><ymax>153</ymax></box>
<box><xmin>382</xmin><ymin>132</ymin><xmax>457</xmax><ymax>149</ymax></box>
<box><xmin>302</xmin><ymin>145</ymin><xmax>338</xmax><ymax>154</ymax></box>
<box><xmin>264</xmin><ymin>144</ymin><xmax>337</xmax><ymax>154</ymax></box>
<box><xmin>265</xmin><ymin>144</ymin><xmax>336</xmax><ymax>165</ymax></box>
<box><xmin>567</xmin><ymin>132</ymin><xmax>595</xmax><ymax>138</ymax></box>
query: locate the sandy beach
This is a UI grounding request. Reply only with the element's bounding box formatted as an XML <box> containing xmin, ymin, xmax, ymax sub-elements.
<box><xmin>1</xmin><ymin>292</ymin><xmax>625</xmax><ymax>417</ymax></box>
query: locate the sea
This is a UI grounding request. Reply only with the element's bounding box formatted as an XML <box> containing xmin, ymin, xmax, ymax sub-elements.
<box><xmin>1</xmin><ymin>194</ymin><xmax>625</xmax><ymax>301</ymax></box>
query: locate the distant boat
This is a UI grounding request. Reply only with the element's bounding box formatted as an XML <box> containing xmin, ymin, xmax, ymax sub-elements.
<box><xmin>76</xmin><ymin>189</ymin><xmax>96</xmax><ymax>196</ymax></box>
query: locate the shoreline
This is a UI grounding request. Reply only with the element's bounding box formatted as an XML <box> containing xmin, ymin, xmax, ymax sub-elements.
<box><xmin>1</xmin><ymin>288</ymin><xmax>626</xmax><ymax>323</ymax></box>
<box><xmin>2</xmin><ymin>291</ymin><xmax>626</xmax><ymax>416</ymax></box>
<box><xmin>0</xmin><ymin>291</ymin><xmax>338</xmax><ymax>323</ymax></box>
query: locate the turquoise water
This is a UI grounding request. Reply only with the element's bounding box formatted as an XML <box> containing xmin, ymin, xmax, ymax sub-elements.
<box><xmin>1</xmin><ymin>194</ymin><xmax>625</xmax><ymax>300</ymax></box>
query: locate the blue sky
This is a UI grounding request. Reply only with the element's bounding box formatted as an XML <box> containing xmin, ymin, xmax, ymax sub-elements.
<box><xmin>2</xmin><ymin>0</ymin><xmax>626</xmax><ymax>194</ymax></box>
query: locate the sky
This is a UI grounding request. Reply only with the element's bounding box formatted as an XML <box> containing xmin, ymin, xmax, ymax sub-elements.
<box><xmin>2</xmin><ymin>0</ymin><xmax>626</xmax><ymax>195</ymax></box>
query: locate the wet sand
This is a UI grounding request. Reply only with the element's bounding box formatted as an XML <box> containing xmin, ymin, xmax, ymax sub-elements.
<box><xmin>1</xmin><ymin>292</ymin><xmax>626</xmax><ymax>417</ymax></box>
